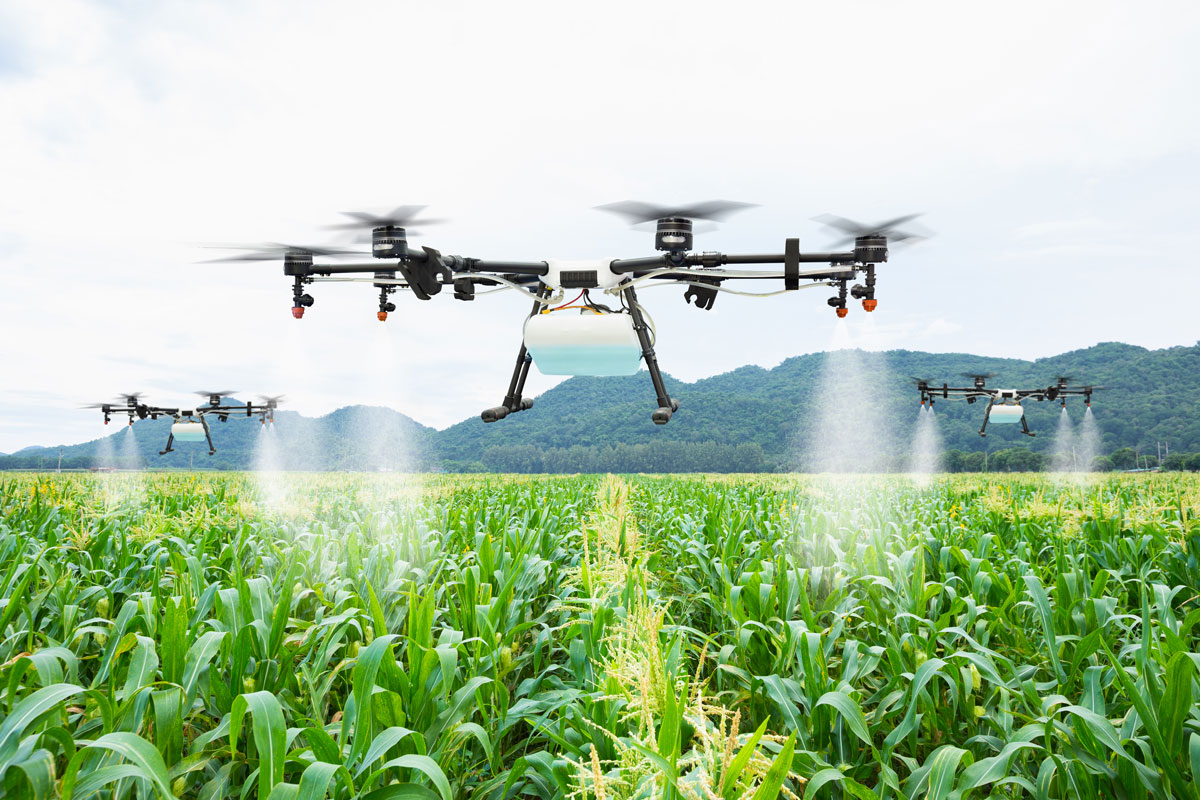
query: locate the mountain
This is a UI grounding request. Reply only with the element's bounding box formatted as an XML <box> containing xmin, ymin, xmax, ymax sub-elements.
<box><xmin>438</xmin><ymin>341</ymin><xmax>1200</xmax><ymax>471</ymax></box>
<box><xmin>3</xmin><ymin>341</ymin><xmax>1198</xmax><ymax>472</ymax></box>
<box><xmin>0</xmin><ymin>406</ymin><xmax>437</xmax><ymax>472</ymax></box>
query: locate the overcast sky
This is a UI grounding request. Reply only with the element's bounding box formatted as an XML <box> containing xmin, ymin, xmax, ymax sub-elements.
<box><xmin>2</xmin><ymin>1</ymin><xmax>1198</xmax><ymax>452</ymax></box>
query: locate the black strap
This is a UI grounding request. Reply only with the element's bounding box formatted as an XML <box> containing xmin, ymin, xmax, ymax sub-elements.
<box><xmin>785</xmin><ymin>238</ymin><xmax>799</xmax><ymax>290</ymax></box>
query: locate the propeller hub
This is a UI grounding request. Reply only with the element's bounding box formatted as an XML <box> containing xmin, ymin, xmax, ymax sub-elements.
<box><xmin>372</xmin><ymin>225</ymin><xmax>408</xmax><ymax>259</ymax></box>
<box><xmin>655</xmin><ymin>217</ymin><xmax>693</xmax><ymax>253</ymax></box>
<box><xmin>283</xmin><ymin>250</ymin><xmax>313</xmax><ymax>276</ymax></box>
<box><xmin>853</xmin><ymin>235</ymin><xmax>888</xmax><ymax>263</ymax></box>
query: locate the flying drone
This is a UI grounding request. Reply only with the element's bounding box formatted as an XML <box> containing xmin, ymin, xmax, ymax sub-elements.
<box><xmin>211</xmin><ymin>203</ymin><xmax>927</xmax><ymax>424</ymax></box>
<box><xmin>913</xmin><ymin>375</ymin><xmax>1102</xmax><ymax>437</ymax></box>
<box><xmin>84</xmin><ymin>392</ymin><xmax>282</xmax><ymax>455</ymax></box>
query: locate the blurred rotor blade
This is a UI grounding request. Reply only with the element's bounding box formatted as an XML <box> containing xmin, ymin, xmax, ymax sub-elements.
<box><xmin>195</xmin><ymin>390</ymin><xmax>236</xmax><ymax>400</ymax></box>
<box><xmin>81</xmin><ymin>403</ymin><xmax>111</xmax><ymax>409</ymax></box>
<box><xmin>595</xmin><ymin>200</ymin><xmax>758</xmax><ymax>225</ymax></box>
<box><xmin>115</xmin><ymin>393</ymin><xmax>143</xmax><ymax>403</ymax></box>
<box><xmin>814</xmin><ymin>213</ymin><xmax>931</xmax><ymax>248</ymax></box>
<box><xmin>199</xmin><ymin>242</ymin><xmax>366</xmax><ymax>263</ymax></box>
<box><xmin>960</xmin><ymin>372</ymin><xmax>995</xmax><ymax>380</ymax></box>
<box><xmin>257</xmin><ymin>394</ymin><xmax>286</xmax><ymax>405</ymax></box>
<box><xmin>327</xmin><ymin>206</ymin><xmax>445</xmax><ymax>231</ymax></box>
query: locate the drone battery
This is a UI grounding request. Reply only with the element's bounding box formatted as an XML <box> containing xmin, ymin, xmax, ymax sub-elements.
<box><xmin>989</xmin><ymin>404</ymin><xmax>1024</xmax><ymax>424</ymax></box>
<box><xmin>171</xmin><ymin>422</ymin><xmax>207</xmax><ymax>442</ymax></box>
<box><xmin>523</xmin><ymin>313</ymin><xmax>642</xmax><ymax>376</ymax></box>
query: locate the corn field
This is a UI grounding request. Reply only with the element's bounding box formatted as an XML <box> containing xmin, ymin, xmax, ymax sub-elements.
<box><xmin>0</xmin><ymin>472</ymin><xmax>1198</xmax><ymax>799</ymax></box>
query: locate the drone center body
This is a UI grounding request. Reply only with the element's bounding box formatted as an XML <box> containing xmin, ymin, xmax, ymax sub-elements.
<box><xmin>523</xmin><ymin>258</ymin><xmax>642</xmax><ymax>377</ymax></box>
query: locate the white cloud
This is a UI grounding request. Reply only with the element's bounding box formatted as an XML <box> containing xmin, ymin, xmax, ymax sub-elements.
<box><xmin>2</xmin><ymin>0</ymin><xmax>1199</xmax><ymax>450</ymax></box>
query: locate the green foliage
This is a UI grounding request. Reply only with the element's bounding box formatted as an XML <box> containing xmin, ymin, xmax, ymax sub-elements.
<box><xmin>1</xmin><ymin>472</ymin><xmax>1200</xmax><ymax>798</ymax></box>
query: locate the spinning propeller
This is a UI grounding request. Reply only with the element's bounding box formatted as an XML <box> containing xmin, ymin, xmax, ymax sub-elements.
<box><xmin>595</xmin><ymin>200</ymin><xmax>759</xmax><ymax>224</ymax></box>
<box><xmin>328</xmin><ymin>205</ymin><xmax>444</xmax><ymax>231</ymax></box>
<box><xmin>596</xmin><ymin>200</ymin><xmax>759</xmax><ymax>253</ymax></box>
<box><xmin>195</xmin><ymin>390</ymin><xmax>236</xmax><ymax>406</ymax></box>
<box><xmin>814</xmin><ymin>213</ymin><xmax>929</xmax><ymax>247</ymax></box>
<box><xmin>202</xmin><ymin>243</ymin><xmax>364</xmax><ymax>263</ymax></box>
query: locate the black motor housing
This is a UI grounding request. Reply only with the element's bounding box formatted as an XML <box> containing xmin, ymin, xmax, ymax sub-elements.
<box><xmin>655</xmin><ymin>217</ymin><xmax>693</xmax><ymax>252</ymax></box>
<box><xmin>373</xmin><ymin>226</ymin><xmax>408</xmax><ymax>259</ymax></box>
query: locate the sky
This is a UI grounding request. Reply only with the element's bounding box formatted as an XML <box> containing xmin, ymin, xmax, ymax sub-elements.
<box><xmin>1</xmin><ymin>0</ymin><xmax>1198</xmax><ymax>452</ymax></box>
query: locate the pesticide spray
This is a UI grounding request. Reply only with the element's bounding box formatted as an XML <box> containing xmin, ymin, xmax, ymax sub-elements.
<box><xmin>804</xmin><ymin>320</ymin><xmax>892</xmax><ymax>473</ymax></box>
<box><xmin>908</xmin><ymin>405</ymin><xmax>943</xmax><ymax>481</ymax></box>
<box><xmin>1077</xmin><ymin>407</ymin><xmax>1100</xmax><ymax>472</ymax></box>
<box><xmin>1049</xmin><ymin>407</ymin><xmax>1076</xmax><ymax>474</ymax></box>
<box><xmin>252</xmin><ymin>422</ymin><xmax>288</xmax><ymax>513</ymax></box>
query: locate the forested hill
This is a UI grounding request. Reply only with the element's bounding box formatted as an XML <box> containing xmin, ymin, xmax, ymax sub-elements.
<box><xmin>436</xmin><ymin>341</ymin><xmax>1200</xmax><ymax>470</ymax></box>
<box><xmin>4</xmin><ymin>341</ymin><xmax>1198</xmax><ymax>472</ymax></box>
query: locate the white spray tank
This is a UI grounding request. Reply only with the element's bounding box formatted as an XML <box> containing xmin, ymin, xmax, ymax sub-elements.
<box><xmin>171</xmin><ymin>421</ymin><xmax>208</xmax><ymax>441</ymax></box>
<box><xmin>523</xmin><ymin>312</ymin><xmax>642</xmax><ymax>376</ymax></box>
<box><xmin>988</xmin><ymin>403</ymin><xmax>1025</xmax><ymax>424</ymax></box>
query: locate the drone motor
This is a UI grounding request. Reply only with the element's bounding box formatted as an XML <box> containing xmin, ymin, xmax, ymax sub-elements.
<box><xmin>372</xmin><ymin>225</ymin><xmax>408</xmax><ymax>259</ymax></box>
<box><xmin>655</xmin><ymin>218</ymin><xmax>693</xmax><ymax>253</ymax></box>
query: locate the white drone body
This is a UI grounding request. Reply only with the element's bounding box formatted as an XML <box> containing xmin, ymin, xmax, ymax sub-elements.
<box><xmin>541</xmin><ymin>258</ymin><xmax>624</xmax><ymax>291</ymax></box>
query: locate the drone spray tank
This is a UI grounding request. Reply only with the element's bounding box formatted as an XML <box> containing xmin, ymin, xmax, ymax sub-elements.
<box><xmin>988</xmin><ymin>404</ymin><xmax>1025</xmax><ymax>424</ymax></box>
<box><xmin>523</xmin><ymin>312</ymin><xmax>643</xmax><ymax>376</ymax></box>
<box><xmin>170</xmin><ymin>421</ymin><xmax>208</xmax><ymax>442</ymax></box>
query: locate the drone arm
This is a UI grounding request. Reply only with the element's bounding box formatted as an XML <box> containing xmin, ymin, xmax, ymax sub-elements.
<box><xmin>610</xmin><ymin>250</ymin><xmax>856</xmax><ymax>275</ymax></box>
<box><xmin>440</xmin><ymin>256</ymin><xmax>549</xmax><ymax>276</ymax></box>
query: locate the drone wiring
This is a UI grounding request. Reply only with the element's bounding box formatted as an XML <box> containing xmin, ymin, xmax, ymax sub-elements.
<box><xmin>543</xmin><ymin>290</ymin><xmax>586</xmax><ymax>313</ymax></box>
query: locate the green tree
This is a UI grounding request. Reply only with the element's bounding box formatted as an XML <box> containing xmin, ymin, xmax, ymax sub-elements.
<box><xmin>1163</xmin><ymin>452</ymin><xmax>1188</xmax><ymax>471</ymax></box>
<box><xmin>1110</xmin><ymin>447</ymin><xmax>1137</xmax><ymax>470</ymax></box>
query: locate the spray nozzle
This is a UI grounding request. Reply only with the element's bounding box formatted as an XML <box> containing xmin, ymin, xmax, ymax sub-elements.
<box><xmin>835</xmin><ymin>307</ymin><xmax>848</xmax><ymax>318</ymax></box>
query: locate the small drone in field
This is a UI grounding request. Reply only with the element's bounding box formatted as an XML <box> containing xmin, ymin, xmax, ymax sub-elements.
<box><xmin>913</xmin><ymin>375</ymin><xmax>1102</xmax><ymax>437</ymax></box>
<box><xmin>211</xmin><ymin>202</ymin><xmax>927</xmax><ymax>424</ymax></box>
<box><xmin>84</xmin><ymin>392</ymin><xmax>282</xmax><ymax>455</ymax></box>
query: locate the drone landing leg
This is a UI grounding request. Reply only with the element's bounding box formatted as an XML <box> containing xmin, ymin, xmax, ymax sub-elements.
<box><xmin>158</xmin><ymin>433</ymin><xmax>175</xmax><ymax>456</ymax></box>
<box><xmin>1021</xmin><ymin>415</ymin><xmax>1036</xmax><ymax>437</ymax></box>
<box><xmin>978</xmin><ymin>403</ymin><xmax>992</xmax><ymax>438</ymax></box>
<box><xmin>201</xmin><ymin>418</ymin><xmax>216</xmax><ymax>455</ymax></box>
<box><xmin>482</xmin><ymin>286</ymin><xmax>550</xmax><ymax>423</ymax></box>
<box><xmin>625</xmin><ymin>285</ymin><xmax>679</xmax><ymax>425</ymax></box>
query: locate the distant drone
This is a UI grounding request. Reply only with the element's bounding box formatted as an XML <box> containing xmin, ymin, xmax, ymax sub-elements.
<box><xmin>84</xmin><ymin>392</ymin><xmax>282</xmax><ymax>455</ymax></box>
<box><xmin>913</xmin><ymin>375</ymin><xmax>1102</xmax><ymax>437</ymax></box>
<box><xmin>212</xmin><ymin>203</ymin><xmax>927</xmax><ymax>424</ymax></box>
